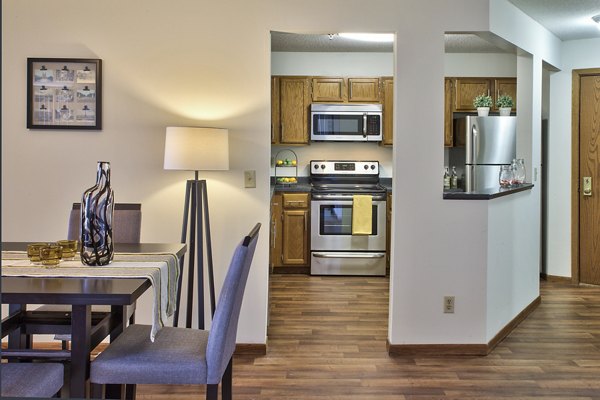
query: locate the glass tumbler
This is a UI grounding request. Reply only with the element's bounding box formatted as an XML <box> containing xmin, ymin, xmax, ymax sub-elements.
<box><xmin>27</xmin><ymin>242</ymin><xmax>47</xmax><ymax>265</ymax></box>
<box><xmin>40</xmin><ymin>244</ymin><xmax>63</xmax><ymax>268</ymax></box>
<box><xmin>499</xmin><ymin>165</ymin><xmax>513</xmax><ymax>188</ymax></box>
<box><xmin>57</xmin><ymin>239</ymin><xmax>78</xmax><ymax>260</ymax></box>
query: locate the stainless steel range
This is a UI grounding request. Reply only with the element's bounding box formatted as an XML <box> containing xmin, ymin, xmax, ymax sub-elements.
<box><xmin>310</xmin><ymin>160</ymin><xmax>387</xmax><ymax>276</ymax></box>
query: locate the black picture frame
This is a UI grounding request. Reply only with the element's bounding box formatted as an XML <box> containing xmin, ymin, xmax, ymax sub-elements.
<box><xmin>27</xmin><ymin>58</ymin><xmax>102</xmax><ymax>130</ymax></box>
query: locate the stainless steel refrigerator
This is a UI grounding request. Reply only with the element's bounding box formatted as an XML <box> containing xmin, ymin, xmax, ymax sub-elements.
<box><xmin>451</xmin><ymin>116</ymin><xmax>516</xmax><ymax>192</ymax></box>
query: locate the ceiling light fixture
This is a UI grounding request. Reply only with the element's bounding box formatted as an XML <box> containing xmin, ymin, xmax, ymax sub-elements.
<box><xmin>593</xmin><ymin>14</ymin><xmax>600</xmax><ymax>29</ymax></box>
<box><xmin>338</xmin><ymin>33</ymin><xmax>394</xmax><ymax>43</ymax></box>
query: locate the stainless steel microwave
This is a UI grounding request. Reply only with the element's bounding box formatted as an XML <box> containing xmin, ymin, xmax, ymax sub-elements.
<box><xmin>310</xmin><ymin>103</ymin><xmax>382</xmax><ymax>142</ymax></box>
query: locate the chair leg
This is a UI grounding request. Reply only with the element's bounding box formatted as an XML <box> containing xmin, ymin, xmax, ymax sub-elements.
<box><xmin>90</xmin><ymin>383</ymin><xmax>104</xmax><ymax>399</ymax></box>
<box><xmin>206</xmin><ymin>384</ymin><xmax>219</xmax><ymax>400</ymax></box>
<box><xmin>222</xmin><ymin>358</ymin><xmax>233</xmax><ymax>400</ymax></box>
<box><xmin>61</xmin><ymin>340</ymin><xmax>69</xmax><ymax>350</ymax></box>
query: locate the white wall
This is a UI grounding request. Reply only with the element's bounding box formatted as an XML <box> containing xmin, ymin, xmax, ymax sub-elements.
<box><xmin>2</xmin><ymin>0</ymin><xmax>558</xmax><ymax>347</ymax></box>
<box><xmin>546</xmin><ymin>38</ymin><xmax>600</xmax><ymax>278</ymax></box>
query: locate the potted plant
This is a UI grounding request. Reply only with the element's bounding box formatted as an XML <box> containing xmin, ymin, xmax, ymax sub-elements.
<box><xmin>496</xmin><ymin>94</ymin><xmax>514</xmax><ymax>116</ymax></box>
<box><xmin>473</xmin><ymin>94</ymin><xmax>493</xmax><ymax>116</ymax></box>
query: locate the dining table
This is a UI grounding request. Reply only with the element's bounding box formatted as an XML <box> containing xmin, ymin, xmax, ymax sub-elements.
<box><xmin>1</xmin><ymin>242</ymin><xmax>186</xmax><ymax>399</ymax></box>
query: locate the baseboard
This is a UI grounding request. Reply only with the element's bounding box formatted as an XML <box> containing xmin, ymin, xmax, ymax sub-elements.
<box><xmin>387</xmin><ymin>295</ymin><xmax>541</xmax><ymax>357</ymax></box>
<box><xmin>540</xmin><ymin>272</ymin><xmax>572</xmax><ymax>283</ymax></box>
<box><xmin>235</xmin><ymin>343</ymin><xmax>267</xmax><ymax>355</ymax></box>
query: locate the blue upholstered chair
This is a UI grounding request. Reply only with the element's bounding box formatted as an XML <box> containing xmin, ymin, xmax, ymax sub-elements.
<box><xmin>1</xmin><ymin>363</ymin><xmax>64</xmax><ymax>398</ymax></box>
<box><xmin>89</xmin><ymin>223</ymin><xmax>261</xmax><ymax>400</ymax></box>
<box><xmin>33</xmin><ymin>203</ymin><xmax>142</xmax><ymax>348</ymax></box>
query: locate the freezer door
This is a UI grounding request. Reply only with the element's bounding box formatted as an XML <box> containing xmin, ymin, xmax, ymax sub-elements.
<box><xmin>467</xmin><ymin>116</ymin><xmax>516</xmax><ymax>164</ymax></box>
<box><xmin>466</xmin><ymin>165</ymin><xmax>503</xmax><ymax>192</ymax></box>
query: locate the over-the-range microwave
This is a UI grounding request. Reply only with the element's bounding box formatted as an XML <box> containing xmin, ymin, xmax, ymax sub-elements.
<box><xmin>310</xmin><ymin>103</ymin><xmax>382</xmax><ymax>142</ymax></box>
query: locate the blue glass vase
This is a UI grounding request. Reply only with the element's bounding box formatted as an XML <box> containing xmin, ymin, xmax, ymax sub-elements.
<box><xmin>81</xmin><ymin>161</ymin><xmax>114</xmax><ymax>266</ymax></box>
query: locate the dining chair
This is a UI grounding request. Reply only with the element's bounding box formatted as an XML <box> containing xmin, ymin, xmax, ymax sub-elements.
<box><xmin>1</xmin><ymin>363</ymin><xmax>64</xmax><ymax>398</ymax></box>
<box><xmin>33</xmin><ymin>202</ymin><xmax>143</xmax><ymax>348</ymax></box>
<box><xmin>89</xmin><ymin>223</ymin><xmax>261</xmax><ymax>400</ymax></box>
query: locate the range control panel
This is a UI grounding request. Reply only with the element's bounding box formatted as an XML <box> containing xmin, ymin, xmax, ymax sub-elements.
<box><xmin>310</xmin><ymin>160</ymin><xmax>379</xmax><ymax>175</ymax></box>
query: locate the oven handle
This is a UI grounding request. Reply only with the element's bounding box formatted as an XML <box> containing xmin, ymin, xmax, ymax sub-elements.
<box><xmin>311</xmin><ymin>193</ymin><xmax>387</xmax><ymax>201</ymax></box>
<box><xmin>312</xmin><ymin>252</ymin><xmax>385</xmax><ymax>259</ymax></box>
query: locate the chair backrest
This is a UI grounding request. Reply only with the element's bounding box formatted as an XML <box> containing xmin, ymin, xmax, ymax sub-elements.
<box><xmin>205</xmin><ymin>223</ymin><xmax>260</xmax><ymax>384</ymax></box>
<box><xmin>68</xmin><ymin>202</ymin><xmax>142</xmax><ymax>243</ymax></box>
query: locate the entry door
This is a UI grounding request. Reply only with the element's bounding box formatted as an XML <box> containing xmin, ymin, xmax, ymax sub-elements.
<box><xmin>579</xmin><ymin>74</ymin><xmax>600</xmax><ymax>285</ymax></box>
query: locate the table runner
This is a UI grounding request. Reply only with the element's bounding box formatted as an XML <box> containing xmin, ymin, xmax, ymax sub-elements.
<box><xmin>1</xmin><ymin>252</ymin><xmax>180</xmax><ymax>342</ymax></box>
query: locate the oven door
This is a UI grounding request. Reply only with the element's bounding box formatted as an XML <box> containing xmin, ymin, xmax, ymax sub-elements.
<box><xmin>310</xmin><ymin>195</ymin><xmax>386</xmax><ymax>251</ymax></box>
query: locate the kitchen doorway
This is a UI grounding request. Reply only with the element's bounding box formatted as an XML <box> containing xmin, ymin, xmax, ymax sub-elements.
<box><xmin>572</xmin><ymin>68</ymin><xmax>600</xmax><ymax>285</ymax></box>
<box><xmin>268</xmin><ymin>30</ymin><xmax>395</xmax><ymax>336</ymax></box>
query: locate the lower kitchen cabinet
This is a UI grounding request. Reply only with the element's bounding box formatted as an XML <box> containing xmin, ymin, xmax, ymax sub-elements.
<box><xmin>270</xmin><ymin>192</ymin><xmax>310</xmax><ymax>272</ymax></box>
<box><xmin>386</xmin><ymin>192</ymin><xmax>392</xmax><ymax>269</ymax></box>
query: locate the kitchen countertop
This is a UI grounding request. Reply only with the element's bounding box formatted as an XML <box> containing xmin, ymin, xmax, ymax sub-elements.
<box><xmin>443</xmin><ymin>183</ymin><xmax>534</xmax><ymax>200</ymax></box>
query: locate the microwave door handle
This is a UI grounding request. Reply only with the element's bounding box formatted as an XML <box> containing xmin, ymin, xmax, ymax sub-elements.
<box><xmin>363</xmin><ymin>113</ymin><xmax>367</xmax><ymax>137</ymax></box>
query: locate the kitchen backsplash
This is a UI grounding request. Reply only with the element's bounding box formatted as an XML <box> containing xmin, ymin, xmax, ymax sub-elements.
<box><xmin>271</xmin><ymin>143</ymin><xmax>393</xmax><ymax>177</ymax></box>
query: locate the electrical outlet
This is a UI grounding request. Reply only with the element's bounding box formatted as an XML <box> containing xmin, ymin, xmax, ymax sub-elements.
<box><xmin>443</xmin><ymin>296</ymin><xmax>455</xmax><ymax>313</ymax></box>
<box><xmin>244</xmin><ymin>170</ymin><xmax>256</xmax><ymax>188</ymax></box>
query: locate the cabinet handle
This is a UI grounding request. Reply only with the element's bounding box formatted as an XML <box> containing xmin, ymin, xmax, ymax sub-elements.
<box><xmin>583</xmin><ymin>176</ymin><xmax>592</xmax><ymax>196</ymax></box>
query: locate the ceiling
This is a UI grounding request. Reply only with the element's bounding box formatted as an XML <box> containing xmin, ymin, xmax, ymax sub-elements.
<box><xmin>271</xmin><ymin>1</ymin><xmax>600</xmax><ymax>53</ymax></box>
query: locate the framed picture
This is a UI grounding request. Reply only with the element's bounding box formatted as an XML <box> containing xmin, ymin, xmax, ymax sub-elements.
<box><xmin>27</xmin><ymin>58</ymin><xmax>102</xmax><ymax>130</ymax></box>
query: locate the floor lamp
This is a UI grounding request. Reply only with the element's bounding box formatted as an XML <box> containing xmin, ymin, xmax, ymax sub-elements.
<box><xmin>164</xmin><ymin>126</ymin><xmax>229</xmax><ymax>329</ymax></box>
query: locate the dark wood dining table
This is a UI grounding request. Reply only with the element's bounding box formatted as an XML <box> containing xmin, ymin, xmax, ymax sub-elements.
<box><xmin>1</xmin><ymin>242</ymin><xmax>186</xmax><ymax>399</ymax></box>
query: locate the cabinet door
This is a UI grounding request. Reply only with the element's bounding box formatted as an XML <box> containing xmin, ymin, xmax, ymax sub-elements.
<box><xmin>280</xmin><ymin>77</ymin><xmax>309</xmax><ymax>144</ymax></box>
<box><xmin>282</xmin><ymin>209</ymin><xmax>309</xmax><ymax>265</ymax></box>
<box><xmin>493</xmin><ymin>78</ymin><xmax>517</xmax><ymax>112</ymax></box>
<box><xmin>312</xmin><ymin>77</ymin><xmax>346</xmax><ymax>102</ymax></box>
<box><xmin>454</xmin><ymin>78</ymin><xmax>491</xmax><ymax>111</ymax></box>
<box><xmin>270</xmin><ymin>194</ymin><xmax>283</xmax><ymax>268</ymax></box>
<box><xmin>348</xmin><ymin>78</ymin><xmax>380</xmax><ymax>102</ymax></box>
<box><xmin>271</xmin><ymin>76</ymin><xmax>280</xmax><ymax>144</ymax></box>
<box><xmin>386</xmin><ymin>192</ymin><xmax>391</xmax><ymax>268</ymax></box>
<box><xmin>381</xmin><ymin>77</ymin><xmax>393</xmax><ymax>146</ymax></box>
<box><xmin>444</xmin><ymin>78</ymin><xmax>454</xmax><ymax>147</ymax></box>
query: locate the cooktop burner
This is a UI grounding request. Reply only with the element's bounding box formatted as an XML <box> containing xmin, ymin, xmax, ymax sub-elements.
<box><xmin>309</xmin><ymin>160</ymin><xmax>385</xmax><ymax>196</ymax></box>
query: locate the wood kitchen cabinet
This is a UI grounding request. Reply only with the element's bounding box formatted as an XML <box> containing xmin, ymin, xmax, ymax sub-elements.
<box><xmin>386</xmin><ymin>192</ymin><xmax>392</xmax><ymax>269</ymax></box>
<box><xmin>273</xmin><ymin>76</ymin><xmax>310</xmax><ymax>145</ymax></box>
<box><xmin>348</xmin><ymin>78</ymin><xmax>380</xmax><ymax>102</ymax></box>
<box><xmin>381</xmin><ymin>77</ymin><xmax>394</xmax><ymax>146</ymax></box>
<box><xmin>270</xmin><ymin>192</ymin><xmax>310</xmax><ymax>271</ymax></box>
<box><xmin>453</xmin><ymin>78</ymin><xmax>492</xmax><ymax>112</ymax></box>
<box><xmin>312</xmin><ymin>77</ymin><xmax>346</xmax><ymax>102</ymax></box>
<box><xmin>492</xmin><ymin>78</ymin><xmax>517</xmax><ymax>112</ymax></box>
<box><xmin>444</xmin><ymin>78</ymin><xmax>454</xmax><ymax>147</ymax></box>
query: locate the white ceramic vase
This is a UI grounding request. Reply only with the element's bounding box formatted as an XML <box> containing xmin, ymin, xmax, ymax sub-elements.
<box><xmin>477</xmin><ymin>107</ymin><xmax>490</xmax><ymax>116</ymax></box>
<box><xmin>499</xmin><ymin>107</ymin><xmax>512</xmax><ymax>116</ymax></box>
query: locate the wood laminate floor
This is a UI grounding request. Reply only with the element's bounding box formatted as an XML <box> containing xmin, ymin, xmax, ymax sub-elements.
<box><xmin>137</xmin><ymin>275</ymin><xmax>600</xmax><ymax>399</ymax></box>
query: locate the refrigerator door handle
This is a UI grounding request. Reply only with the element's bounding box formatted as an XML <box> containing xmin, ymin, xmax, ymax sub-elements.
<box><xmin>471</xmin><ymin>124</ymin><xmax>478</xmax><ymax>162</ymax></box>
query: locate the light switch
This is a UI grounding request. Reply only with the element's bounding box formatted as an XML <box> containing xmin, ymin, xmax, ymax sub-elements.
<box><xmin>244</xmin><ymin>170</ymin><xmax>256</xmax><ymax>188</ymax></box>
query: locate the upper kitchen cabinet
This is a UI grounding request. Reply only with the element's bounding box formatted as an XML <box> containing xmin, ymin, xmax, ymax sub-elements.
<box><xmin>381</xmin><ymin>77</ymin><xmax>394</xmax><ymax>146</ymax></box>
<box><xmin>444</xmin><ymin>78</ymin><xmax>454</xmax><ymax>147</ymax></box>
<box><xmin>275</xmin><ymin>76</ymin><xmax>310</xmax><ymax>145</ymax></box>
<box><xmin>493</xmin><ymin>78</ymin><xmax>517</xmax><ymax>112</ymax></box>
<box><xmin>312</xmin><ymin>77</ymin><xmax>346</xmax><ymax>102</ymax></box>
<box><xmin>271</xmin><ymin>76</ymin><xmax>280</xmax><ymax>144</ymax></box>
<box><xmin>453</xmin><ymin>78</ymin><xmax>492</xmax><ymax>112</ymax></box>
<box><xmin>348</xmin><ymin>78</ymin><xmax>380</xmax><ymax>102</ymax></box>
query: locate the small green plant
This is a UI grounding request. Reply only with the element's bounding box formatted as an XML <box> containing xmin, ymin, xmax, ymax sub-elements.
<box><xmin>473</xmin><ymin>94</ymin><xmax>493</xmax><ymax>108</ymax></box>
<box><xmin>496</xmin><ymin>94</ymin><xmax>514</xmax><ymax>108</ymax></box>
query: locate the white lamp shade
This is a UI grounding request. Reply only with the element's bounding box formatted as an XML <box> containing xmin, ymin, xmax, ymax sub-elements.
<box><xmin>164</xmin><ymin>127</ymin><xmax>229</xmax><ymax>171</ymax></box>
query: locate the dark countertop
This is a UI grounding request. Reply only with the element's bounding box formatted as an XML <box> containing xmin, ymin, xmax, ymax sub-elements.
<box><xmin>380</xmin><ymin>178</ymin><xmax>392</xmax><ymax>193</ymax></box>
<box><xmin>271</xmin><ymin>177</ymin><xmax>311</xmax><ymax>195</ymax></box>
<box><xmin>443</xmin><ymin>183</ymin><xmax>534</xmax><ymax>200</ymax></box>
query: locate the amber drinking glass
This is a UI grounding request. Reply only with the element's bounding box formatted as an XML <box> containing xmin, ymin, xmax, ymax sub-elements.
<box><xmin>40</xmin><ymin>244</ymin><xmax>63</xmax><ymax>268</ymax></box>
<box><xmin>27</xmin><ymin>242</ymin><xmax>47</xmax><ymax>265</ymax></box>
<box><xmin>57</xmin><ymin>239</ymin><xmax>78</xmax><ymax>260</ymax></box>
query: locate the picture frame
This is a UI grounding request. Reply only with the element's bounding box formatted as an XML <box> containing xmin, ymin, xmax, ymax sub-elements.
<box><xmin>27</xmin><ymin>58</ymin><xmax>102</xmax><ymax>130</ymax></box>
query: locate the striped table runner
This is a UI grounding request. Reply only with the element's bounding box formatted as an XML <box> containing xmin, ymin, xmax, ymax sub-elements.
<box><xmin>1</xmin><ymin>252</ymin><xmax>180</xmax><ymax>342</ymax></box>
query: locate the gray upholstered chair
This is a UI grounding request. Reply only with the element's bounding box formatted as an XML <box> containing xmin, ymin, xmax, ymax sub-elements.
<box><xmin>1</xmin><ymin>363</ymin><xmax>64</xmax><ymax>398</ymax></box>
<box><xmin>90</xmin><ymin>223</ymin><xmax>261</xmax><ymax>400</ymax></box>
<box><xmin>33</xmin><ymin>202</ymin><xmax>142</xmax><ymax>348</ymax></box>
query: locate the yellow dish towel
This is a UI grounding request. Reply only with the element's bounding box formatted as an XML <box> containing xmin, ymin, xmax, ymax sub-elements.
<box><xmin>352</xmin><ymin>195</ymin><xmax>373</xmax><ymax>235</ymax></box>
